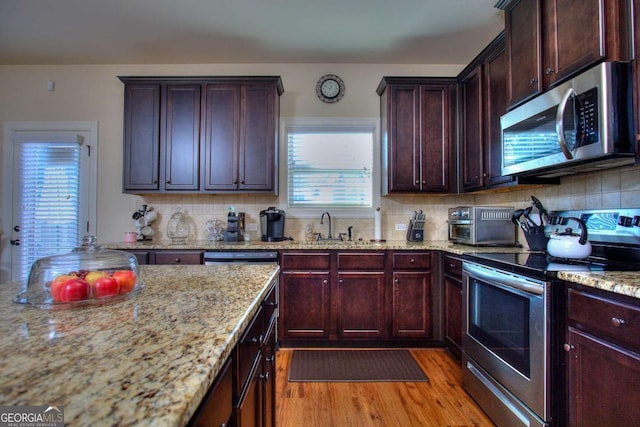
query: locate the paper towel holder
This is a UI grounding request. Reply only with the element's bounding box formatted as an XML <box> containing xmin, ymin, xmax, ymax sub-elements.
<box><xmin>370</xmin><ymin>207</ymin><xmax>386</xmax><ymax>242</ymax></box>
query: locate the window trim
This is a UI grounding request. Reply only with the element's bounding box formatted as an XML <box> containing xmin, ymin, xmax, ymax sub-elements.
<box><xmin>279</xmin><ymin>117</ymin><xmax>380</xmax><ymax>219</ymax></box>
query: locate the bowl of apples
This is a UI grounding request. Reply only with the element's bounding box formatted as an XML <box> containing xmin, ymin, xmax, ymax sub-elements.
<box><xmin>14</xmin><ymin>236</ymin><xmax>143</xmax><ymax>309</ymax></box>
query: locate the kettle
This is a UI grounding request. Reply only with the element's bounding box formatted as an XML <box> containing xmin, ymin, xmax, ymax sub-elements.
<box><xmin>547</xmin><ymin>217</ymin><xmax>592</xmax><ymax>259</ymax></box>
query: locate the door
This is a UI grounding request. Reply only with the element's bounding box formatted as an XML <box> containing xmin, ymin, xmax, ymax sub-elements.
<box><xmin>2</xmin><ymin>122</ymin><xmax>97</xmax><ymax>283</ymax></box>
<box><xmin>280</xmin><ymin>272</ymin><xmax>331</xmax><ymax>339</ymax></box>
<box><xmin>337</xmin><ymin>272</ymin><xmax>386</xmax><ymax>339</ymax></box>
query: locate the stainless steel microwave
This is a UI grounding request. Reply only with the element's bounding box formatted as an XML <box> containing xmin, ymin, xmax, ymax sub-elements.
<box><xmin>500</xmin><ymin>62</ymin><xmax>635</xmax><ymax>178</ymax></box>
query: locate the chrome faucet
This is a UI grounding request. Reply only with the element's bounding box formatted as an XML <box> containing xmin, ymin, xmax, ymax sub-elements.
<box><xmin>320</xmin><ymin>212</ymin><xmax>332</xmax><ymax>239</ymax></box>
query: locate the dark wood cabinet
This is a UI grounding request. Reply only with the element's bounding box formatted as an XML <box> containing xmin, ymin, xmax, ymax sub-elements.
<box><xmin>119</xmin><ymin>76</ymin><xmax>283</xmax><ymax>194</ymax></box>
<box><xmin>564</xmin><ymin>284</ymin><xmax>640</xmax><ymax>426</ymax></box>
<box><xmin>633</xmin><ymin>0</ymin><xmax>640</xmax><ymax>164</ymax></box>
<box><xmin>498</xmin><ymin>0</ymin><xmax>631</xmax><ymax>109</ymax></box>
<box><xmin>203</xmin><ymin>82</ymin><xmax>279</xmax><ymax>192</ymax></box>
<box><xmin>163</xmin><ymin>84</ymin><xmax>201</xmax><ymax>191</ymax></box>
<box><xmin>279</xmin><ymin>252</ymin><xmax>332</xmax><ymax>341</ymax></box>
<box><xmin>188</xmin><ymin>358</ymin><xmax>233</xmax><ymax>427</ymax></box>
<box><xmin>459</xmin><ymin>33</ymin><xmax>518</xmax><ymax>191</ymax></box>
<box><xmin>126</xmin><ymin>249</ymin><xmax>203</xmax><ymax>265</ymax></box>
<box><xmin>122</xmin><ymin>84</ymin><xmax>161</xmax><ymax>191</ymax></box>
<box><xmin>377</xmin><ymin>77</ymin><xmax>456</xmax><ymax>194</ymax></box>
<box><xmin>443</xmin><ymin>255</ymin><xmax>462</xmax><ymax>356</ymax></box>
<box><xmin>391</xmin><ymin>252</ymin><xmax>432</xmax><ymax>339</ymax></box>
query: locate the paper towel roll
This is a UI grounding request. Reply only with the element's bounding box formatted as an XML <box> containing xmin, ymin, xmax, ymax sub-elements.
<box><xmin>374</xmin><ymin>207</ymin><xmax>382</xmax><ymax>240</ymax></box>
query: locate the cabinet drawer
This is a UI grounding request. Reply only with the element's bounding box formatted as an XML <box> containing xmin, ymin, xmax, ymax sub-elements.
<box><xmin>444</xmin><ymin>255</ymin><xmax>462</xmax><ymax>277</ymax></box>
<box><xmin>280</xmin><ymin>252</ymin><xmax>330</xmax><ymax>270</ymax></box>
<box><xmin>262</xmin><ymin>282</ymin><xmax>278</xmax><ymax>324</ymax></box>
<box><xmin>392</xmin><ymin>252</ymin><xmax>431</xmax><ymax>270</ymax></box>
<box><xmin>568</xmin><ymin>288</ymin><xmax>640</xmax><ymax>350</ymax></box>
<box><xmin>154</xmin><ymin>251</ymin><xmax>202</xmax><ymax>265</ymax></box>
<box><xmin>337</xmin><ymin>252</ymin><xmax>385</xmax><ymax>270</ymax></box>
<box><xmin>236</xmin><ymin>306</ymin><xmax>263</xmax><ymax>394</ymax></box>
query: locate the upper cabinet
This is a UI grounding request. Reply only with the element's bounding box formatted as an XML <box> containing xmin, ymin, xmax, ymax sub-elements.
<box><xmin>633</xmin><ymin>0</ymin><xmax>640</xmax><ymax>164</ymax></box>
<box><xmin>497</xmin><ymin>0</ymin><xmax>632</xmax><ymax>109</ymax></box>
<box><xmin>119</xmin><ymin>76</ymin><xmax>284</xmax><ymax>194</ymax></box>
<box><xmin>377</xmin><ymin>77</ymin><xmax>457</xmax><ymax>195</ymax></box>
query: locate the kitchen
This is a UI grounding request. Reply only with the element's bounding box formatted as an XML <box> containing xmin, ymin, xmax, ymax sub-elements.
<box><xmin>1</xmin><ymin>1</ymin><xmax>640</xmax><ymax>426</ymax></box>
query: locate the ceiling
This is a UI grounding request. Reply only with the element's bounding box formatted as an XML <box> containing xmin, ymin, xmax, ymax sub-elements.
<box><xmin>0</xmin><ymin>0</ymin><xmax>504</xmax><ymax>65</ymax></box>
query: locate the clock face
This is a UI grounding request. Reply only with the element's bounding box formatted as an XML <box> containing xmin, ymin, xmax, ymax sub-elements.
<box><xmin>316</xmin><ymin>74</ymin><xmax>345</xmax><ymax>103</ymax></box>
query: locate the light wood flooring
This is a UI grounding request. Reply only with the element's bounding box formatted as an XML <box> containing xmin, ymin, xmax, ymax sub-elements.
<box><xmin>276</xmin><ymin>348</ymin><xmax>495</xmax><ymax>427</ymax></box>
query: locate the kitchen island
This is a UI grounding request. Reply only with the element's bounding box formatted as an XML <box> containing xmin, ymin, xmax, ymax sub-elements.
<box><xmin>0</xmin><ymin>264</ymin><xmax>279</xmax><ymax>426</ymax></box>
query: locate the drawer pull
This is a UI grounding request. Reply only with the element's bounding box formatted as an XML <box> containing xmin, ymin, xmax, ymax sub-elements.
<box><xmin>563</xmin><ymin>343</ymin><xmax>574</xmax><ymax>352</ymax></box>
<box><xmin>611</xmin><ymin>317</ymin><xmax>626</xmax><ymax>328</ymax></box>
<box><xmin>410</xmin><ymin>258</ymin><xmax>415</xmax><ymax>264</ymax></box>
<box><xmin>250</xmin><ymin>334</ymin><xmax>264</xmax><ymax>346</ymax></box>
<box><xmin>260</xmin><ymin>371</ymin><xmax>270</xmax><ymax>382</ymax></box>
<box><xmin>175</xmin><ymin>258</ymin><xmax>181</xmax><ymax>263</ymax></box>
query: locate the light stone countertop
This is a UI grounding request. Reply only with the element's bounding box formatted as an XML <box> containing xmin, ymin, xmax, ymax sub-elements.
<box><xmin>0</xmin><ymin>264</ymin><xmax>279</xmax><ymax>427</ymax></box>
<box><xmin>104</xmin><ymin>239</ymin><xmax>640</xmax><ymax>300</ymax></box>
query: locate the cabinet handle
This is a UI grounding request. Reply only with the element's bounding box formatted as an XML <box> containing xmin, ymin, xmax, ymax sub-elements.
<box><xmin>266</xmin><ymin>355</ymin><xmax>275</xmax><ymax>364</ymax></box>
<box><xmin>611</xmin><ymin>317</ymin><xmax>626</xmax><ymax>328</ymax></box>
<box><xmin>410</xmin><ymin>258</ymin><xmax>415</xmax><ymax>264</ymax></box>
<box><xmin>563</xmin><ymin>343</ymin><xmax>574</xmax><ymax>352</ymax></box>
<box><xmin>175</xmin><ymin>258</ymin><xmax>181</xmax><ymax>263</ymax></box>
<box><xmin>166</xmin><ymin>180</ymin><xmax>171</xmax><ymax>184</ymax></box>
<box><xmin>260</xmin><ymin>371</ymin><xmax>270</xmax><ymax>382</ymax></box>
<box><xmin>152</xmin><ymin>180</ymin><xmax>158</xmax><ymax>184</ymax></box>
<box><xmin>232</xmin><ymin>179</ymin><xmax>238</xmax><ymax>184</ymax></box>
<box><xmin>264</xmin><ymin>301</ymin><xmax>277</xmax><ymax>307</ymax></box>
<box><xmin>546</xmin><ymin>67</ymin><xmax>556</xmax><ymax>75</ymax></box>
<box><xmin>339</xmin><ymin>279</ymin><xmax>344</xmax><ymax>285</ymax></box>
<box><xmin>529</xmin><ymin>78</ymin><xmax>538</xmax><ymax>85</ymax></box>
<box><xmin>323</xmin><ymin>279</ymin><xmax>328</xmax><ymax>284</ymax></box>
<box><xmin>394</xmin><ymin>278</ymin><xmax>399</xmax><ymax>284</ymax></box>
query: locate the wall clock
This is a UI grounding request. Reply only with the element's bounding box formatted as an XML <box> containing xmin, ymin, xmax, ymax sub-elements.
<box><xmin>316</xmin><ymin>74</ymin><xmax>345</xmax><ymax>103</ymax></box>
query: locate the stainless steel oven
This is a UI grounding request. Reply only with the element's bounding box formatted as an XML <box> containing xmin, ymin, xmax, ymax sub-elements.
<box><xmin>462</xmin><ymin>261</ymin><xmax>551</xmax><ymax>427</ymax></box>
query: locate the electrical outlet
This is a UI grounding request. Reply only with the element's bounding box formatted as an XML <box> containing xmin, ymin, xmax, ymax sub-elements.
<box><xmin>395</xmin><ymin>223</ymin><xmax>407</xmax><ymax>231</ymax></box>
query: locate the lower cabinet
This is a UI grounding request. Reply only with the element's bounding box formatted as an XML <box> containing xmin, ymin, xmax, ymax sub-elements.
<box><xmin>279</xmin><ymin>250</ymin><xmax>434</xmax><ymax>345</ymax></box>
<box><xmin>188</xmin><ymin>358</ymin><xmax>233</xmax><ymax>427</ymax></box>
<box><xmin>564</xmin><ymin>283</ymin><xmax>640</xmax><ymax>426</ymax></box>
<box><xmin>443</xmin><ymin>255</ymin><xmax>462</xmax><ymax>356</ymax></box>
<box><xmin>391</xmin><ymin>252</ymin><xmax>432</xmax><ymax>339</ymax></box>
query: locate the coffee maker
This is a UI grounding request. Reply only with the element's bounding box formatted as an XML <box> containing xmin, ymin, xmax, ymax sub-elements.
<box><xmin>224</xmin><ymin>212</ymin><xmax>245</xmax><ymax>242</ymax></box>
<box><xmin>260</xmin><ymin>207</ymin><xmax>285</xmax><ymax>242</ymax></box>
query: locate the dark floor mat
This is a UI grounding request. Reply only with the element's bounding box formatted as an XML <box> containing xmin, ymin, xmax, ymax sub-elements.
<box><xmin>288</xmin><ymin>349</ymin><xmax>429</xmax><ymax>382</ymax></box>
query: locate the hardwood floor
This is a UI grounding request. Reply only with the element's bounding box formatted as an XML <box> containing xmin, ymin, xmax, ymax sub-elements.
<box><xmin>276</xmin><ymin>348</ymin><xmax>495</xmax><ymax>426</ymax></box>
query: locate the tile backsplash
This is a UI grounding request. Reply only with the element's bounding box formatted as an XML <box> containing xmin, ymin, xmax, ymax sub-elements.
<box><xmin>134</xmin><ymin>165</ymin><xmax>640</xmax><ymax>246</ymax></box>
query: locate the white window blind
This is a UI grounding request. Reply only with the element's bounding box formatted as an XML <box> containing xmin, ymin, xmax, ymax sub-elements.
<box><xmin>287</xmin><ymin>132</ymin><xmax>373</xmax><ymax>208</ymax></box>
<box><xmin>13</xmin><ymin>137</ymin><xmax>83</xmax><ymax>282</ymax></box>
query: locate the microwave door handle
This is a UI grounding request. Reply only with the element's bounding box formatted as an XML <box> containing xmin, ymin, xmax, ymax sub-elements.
<box><xmin>555</xmin><ymin>87</ymin><xmax>575</xmax><ymax>160</ymax></box>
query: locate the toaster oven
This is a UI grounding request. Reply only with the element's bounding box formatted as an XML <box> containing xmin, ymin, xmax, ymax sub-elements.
<box><xmin>448</xmin><ymin>206</ymin><xmax>516</xmax><ymax>246</ymax></box>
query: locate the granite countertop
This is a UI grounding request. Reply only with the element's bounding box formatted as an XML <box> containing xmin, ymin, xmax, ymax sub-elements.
<box><xmin>102</xmin><ymin>239</ymin><xmax>640</xmax><ymax>300</ymax></box>
<box><xmin>0</xmin><ymin>264</ymin><xmax>279</xmax><ymax>427</ymax></box>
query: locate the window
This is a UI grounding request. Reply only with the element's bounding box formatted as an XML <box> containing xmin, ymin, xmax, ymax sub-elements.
<box><xmin>2</xmin><ymin>122</ymin><xmax>97</xmax><ymax>283</ymax></box>
<box><xmin>281</xmin><ymin>118</ymin><xmax>379</xmax><ymax>217</ymax></box>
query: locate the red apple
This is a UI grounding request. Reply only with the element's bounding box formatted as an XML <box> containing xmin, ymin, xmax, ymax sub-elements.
<box><xmin>111</xmin><ymin>270</ymin><xmax>136</xmax><ymax>294</ymax></box>
<box><xmin>91</xmin><ymin>276</ymin><xmax>120</xmax><ymax>298</ymax></box>
<box><xmin>50</xmin><ymin>274</ymin><xmax>78</xmax><ymax>302</ymax></box>
<box><xmin>59</xmin><ymin>278</ymin><xmax>89</xmax><ymax>302</ymax></box>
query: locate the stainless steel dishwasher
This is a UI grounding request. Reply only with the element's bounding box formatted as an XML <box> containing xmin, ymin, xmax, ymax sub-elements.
<box><xmin>203</xmin><ymin>251</ymin><xmax>278</xmax><ymax>265</ymax></box>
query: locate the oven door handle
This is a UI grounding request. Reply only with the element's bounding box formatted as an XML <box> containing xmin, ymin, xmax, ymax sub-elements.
<box><xmin>464</xmin><ymin>263</ymin><xmax>544</xmax><ymax>295</ymax></box>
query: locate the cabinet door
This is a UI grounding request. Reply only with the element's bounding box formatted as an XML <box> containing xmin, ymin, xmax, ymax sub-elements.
<box><xmin>420</xmin><ymin>85</ymin><xmax>450</xmax><ymax>192</ymax></box>
<box><xmin>337</xmin><ymin>272</ymin><xmax>386</xmax><ymax>339</ymax></box>
<box><xmin>262</xmin><ymin>320</ymin><xmax>276</xmax><ymax>427</ymax></box>
<box><xmin>280</xmin><ymin>272</ymin><xmax>331</xmax><ymax>339</ymax></box>
<box><xmin>461</xmin><ymin>65</ymin><xmax>484</xmax><ymax>190</ymax></box>
<box><xmin>566</xmin><ymin>327</ymin><xmax>640</xmax><ymax>426</ymax></box>
<box><xmin>391</xmin><ymin>271</ymin><xmax>432</xmax><ymax>338</ymax></box>
<box><xmin>123</xmin><ymin>84</ymin><xmax>160</xmax><ymax>191</ymax></box>
<box><xmin>163</xmin><ymin>84</ymin><xmax>201</xmax><ymax>191</ymax></box>
<box><xmin>239</xmin><ymin>84</ymin><xmax>276</xmax><ymax>191</ymax></box>
<box><xmin>483</xmin><ymin>41</ymin><xmax>513</xmax><ymax>187</ymax></box>
<box><xmin>188</xmin><ymin>358</ymin><xmax>233</xmax><ymax>427</ymax></box>
<box><xmin>545</xmin><ymin>0</ymin><xmax>612</xmax><ymax>85</ymax></box>
<box><xmin>203</xmin><ymin>84</ymin><xmax>240</xmax><ymax>191</ymax></box>
<box><xmin>234</xmin><ymin>353</ymin><xmax>263</xmax><ymax>427</ymax></box>
<box><xmin>444</xmin><ymin>276</ymin><xmax>462</xmax><ymax>354</ymax></box>
<box><xmin>387</xmin><ymin>85</ymin><xmax>421</xmax><ymax>192</ymax></box>
<box><xmin>505</xmin><ymin>0</ymin><xmax>543</xmax><ymax>107</ymax></box>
